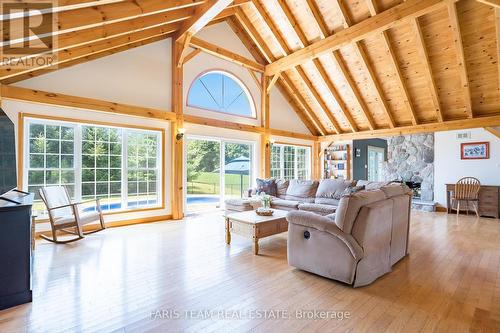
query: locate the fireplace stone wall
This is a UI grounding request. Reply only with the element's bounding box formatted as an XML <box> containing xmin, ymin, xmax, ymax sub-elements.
<box><xmin>382</xmin><ymin>133</ymin><xmax>434</xmax><ymax>202</ymax></box>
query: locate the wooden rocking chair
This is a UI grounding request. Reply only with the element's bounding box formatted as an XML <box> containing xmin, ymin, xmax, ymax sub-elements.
<box><xmin>452</xmin><ymin>177</ymin><xmax>481</xmax><ymax>217</ymax></box>
<box><xmin>39</xmin><ymin>186</ymin><xmax>106</xmax><ymax>244</ymax></box>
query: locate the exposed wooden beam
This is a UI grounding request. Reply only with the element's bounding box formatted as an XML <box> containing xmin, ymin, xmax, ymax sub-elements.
<box><xmin>247</xmin><ymin>69</ymin><xmax>262</xmax><ymax>91</ymax></box>
<box><xmin>485</xmin><ymin>126</ymin><xmax>500</xmax><ymax>138</ymax></box>
<box><xmin>496</xmin><ymin>8</ymin><xmax>500</xmax><ymax>92</ymax></box>
<box><xmin>365</xmin><ymin>0</ymin><xmax>418</xmax><ymax>125</ymax></box>
<box><xmin>447</xmin><ymin>1</ymin><xmax>473</xmax><ymax>118</ymax></box>
<box><xmin>182</xmin><ymin>48</ymin><xmax>201</xmax><ymax>65</ymax></box>
<box><xmin>266</xmin><ymin>73</ymin><xmax>280</xmax><ymax>94</ymax></box>
<box><xmin>251</xmin><ymin>0</ymin><xmax>335</xmax><ymax>134</ymax></box>
<box><xmin>189</xmin><ymin>36</ymin><xmax>265</xmax><ymax>72</ymax></box>
<box><xmin>232</xmin><ymin>8</ymin><xmax>321</xmax><ymax>135</ymax></box>
<box><xmin>1</xmin><ymin>23</ymin><xmax>180</xmax><ymax>82</ymax></box>
<box><xmin>1</xmin><ymin>85</ymin><xmax>175</xmax><ymax>120</ymax></box>
<box><xmin>320</xmin><ymin>115</ymin><xmax>500</xmax><ymax>141</ymax></box>
<box><xmin>411</xmin><ymin>18</ymin><xmax>445</xmax><ymax>122</ymax></box>
<box><xmin>175</xmin><ymin>0</ymin><xmax>233</xmax><ymax>43</ymax></box>
<box><xmin>261</xmin><ymin>75</ymin><xmax>270</xmax><ymax>128</ymax></box>
<box><xmin>265</xmin><ymin>0</ymin><xmax>450</xmax><ymax>76</ymax></box>
<box><xmin>304</xmin><ymin>0</ymin><xmax>369</xmax><ymax>132</ymax></box>
<box><xmin>477</xmin><ymin>0</ymin><xmax>500</xmax><ymax>7</ymax></box>
<box><xmin>176</xmin><ymin>32</ymin><xmax>193</xmax><ymax>67</ymax></box>
<box><xmin>2</xmin><ymin>85</ymin><xmax>316</xmax><ymax>140</ymax></box>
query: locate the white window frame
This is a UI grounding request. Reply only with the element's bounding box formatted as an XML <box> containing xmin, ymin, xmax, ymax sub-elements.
<box><xmin>270</xmin><ymin>143</ymin><xmax>311</xmax><ymax>180</ymax></box>
<box><xmin>23</xmin><ymin>117</ymin><xmax>163</xmax><ymax>214</ymax></box>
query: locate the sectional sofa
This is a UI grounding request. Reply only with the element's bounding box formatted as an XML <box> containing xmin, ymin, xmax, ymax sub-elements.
<box><xmin>224</xmin><ymin>178</ymin><xmax>413</xmax><ymax>287</ymax></box>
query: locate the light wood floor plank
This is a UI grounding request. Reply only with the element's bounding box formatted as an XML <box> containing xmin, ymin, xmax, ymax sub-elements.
<box><xmin>0</xmin><ymin>211</ymin><xmax>499</xmax><ymax>332</ymax></box>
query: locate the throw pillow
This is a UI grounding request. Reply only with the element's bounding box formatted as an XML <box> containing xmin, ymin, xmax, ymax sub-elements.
<box><xmin>342</xmin><ymin>185</ymin><xmax>365</xmax><ymax>197</ymax></box>
<box><xmin>256</xmin><ymin>178</ymin><xmax>277</xmax><ymax>196</ymax></box>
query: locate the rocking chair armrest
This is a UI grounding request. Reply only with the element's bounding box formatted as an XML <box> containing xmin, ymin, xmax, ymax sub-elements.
<box><xmin>48</xmin><ymin>203</ymin><xmax>78</xmax><ymax>211</ymax></box>
<box><xmin>73</xmin><ymin>199</ymin><xmax>101</xmax><ymax>205</ymax></box>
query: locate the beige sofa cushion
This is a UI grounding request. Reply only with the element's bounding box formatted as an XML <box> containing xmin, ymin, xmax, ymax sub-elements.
<box><xmin>334</xmin><ymin>189</ymin><xmax>387</xmax><ymax>233</ymax></box>
<box><xmin>380</xmin><ymin>183</ymin><xmax>412</xmax><ymax>198</ymax></box>
<box><xmin>284</xmin><ymin>180</ymin><xmax>319</xmax><ymax>203</ymax></box>
<box><xmin>314</xmin><ymin>179</ymin><xmax>355</xmax><ymax>205</ymax></box>
<box><xmin>271</xmin><ymin>199</ymin><xmax>300</xmax><ymax>210</ymax></box>
<box><xmin>298</xmin><ymin>203</ymin><xmax>337</xmax><ymax>216</ymax></box>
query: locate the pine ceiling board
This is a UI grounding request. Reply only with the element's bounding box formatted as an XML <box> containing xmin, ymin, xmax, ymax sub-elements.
<box><xmin>343</xmin><ymin>0</ymin><xmax>372</xmax><ymax>23</ymax></box>
<box><xmin>376</xmin><ymin>0</ymin><xmax>404</xmax><ymax>12</ymax></box>
<box><xmin>337</xmin><ymin>44</ymin><xmax>385</xmax><ymax>126</ymax></box>
<box><xmin>388</xmin><ymin>26</ymin><xmax>437</xmax><ymax>123</ymax></box>
<box><xmin>240</xmin><ymin>4</ymin><xmax>283</xmax><ymax>60</ymax></box>
<box><xmin>460</xmin><ymin>0</ymin><xmax>500</xmax><ymax>117</ymax></box>
<box><xmin>262</xmin><ymin>0</ymin><xmax>302</xmax><ymax>52</ymax></box>
<box><xmin>419</xmin><ymin>8</ymin><xmax>465</xmax><ymax>120</ymax></box>
<box><xmin>285</xmin><ymin>0</ymin><xmax>323</xmax><ymax>44</ymax></box>
<box><xmin>313</xmin><ymin>0</ymin><xmax>345</xmax><ymax>34</ymax></box>
<box><xmin>362</xmin><ymin>34</ymin><xmax>412</xmax><ymax>126</ymax></box>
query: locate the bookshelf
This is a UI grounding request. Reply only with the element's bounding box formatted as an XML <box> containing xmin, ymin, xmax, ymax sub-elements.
<box><xmin>324</xmin><ymin>144</ymin><xmax>351</xmax><ymax>180</ymax></box>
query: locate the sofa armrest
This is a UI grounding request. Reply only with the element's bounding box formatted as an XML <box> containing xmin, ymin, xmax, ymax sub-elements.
<box><xmin>286</xmin><ymin>211</ymin><xmax>363</xmax><ymax>260</ymax></box>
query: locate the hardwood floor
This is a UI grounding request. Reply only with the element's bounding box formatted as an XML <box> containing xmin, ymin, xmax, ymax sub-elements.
<box><xmin>1</xmin><ymin>211</ymin><xmax>500</xmax><ymax>332</ymax></box>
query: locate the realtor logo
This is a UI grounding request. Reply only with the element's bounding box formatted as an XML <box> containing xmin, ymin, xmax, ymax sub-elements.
<box><xmin>1</xmin><ymin>1</ymin><xmax>58</xmax><ymax>69</ymax></box>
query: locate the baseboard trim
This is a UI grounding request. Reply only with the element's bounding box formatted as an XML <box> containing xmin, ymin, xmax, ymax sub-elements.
<box><xmin>435</xmin><ymin>206</ymin><xmax>447</xmax><ymax>212</ymax></box>
<box><xmin>36</xmin><ymin>214</ymin><xmax>173</xmax><ymax>238</ymax></box>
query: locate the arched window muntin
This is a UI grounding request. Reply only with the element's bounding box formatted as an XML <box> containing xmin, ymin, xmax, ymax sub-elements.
<box><xmin>187</xmin><ymin>69</ymin><xmax>257</xmax><ymax>119</ymax></box>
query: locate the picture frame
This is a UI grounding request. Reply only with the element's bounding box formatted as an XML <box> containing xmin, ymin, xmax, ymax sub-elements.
<box><xmin>460</xmin><ymin>141</ymin><xmax>489</xmax><ymax>160</ymax></box>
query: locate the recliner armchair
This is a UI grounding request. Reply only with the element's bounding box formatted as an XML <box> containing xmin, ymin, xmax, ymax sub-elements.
<box><xmin>286</xmin><ymin>185</ymin><xmax>411</xmax><ymax>287</ymax></box>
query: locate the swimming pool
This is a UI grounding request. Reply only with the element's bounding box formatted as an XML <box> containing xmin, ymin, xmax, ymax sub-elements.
<box><xmin>186</xmin><ymin>196</ymin><xmax>220</xmax><ymax>204</ymax></box>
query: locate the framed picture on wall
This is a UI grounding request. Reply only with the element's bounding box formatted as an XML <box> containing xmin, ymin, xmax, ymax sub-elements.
<box><xmin>461</xmin><ymin>142</ymin><xmax>489</xmax><ymax>160</ymax></box>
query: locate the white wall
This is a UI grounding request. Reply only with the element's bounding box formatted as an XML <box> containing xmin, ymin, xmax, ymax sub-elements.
<box><xmin>14</xmin><ymin>40</ymin><xmax>172</xmax><ymax>110</ymax></box>
<box><xmin>434</xmin><ymin>128</ymin><xmax>500</xmax><ymax>207</ymax></box>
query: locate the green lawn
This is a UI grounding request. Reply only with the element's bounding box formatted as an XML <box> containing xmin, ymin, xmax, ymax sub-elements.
<box><xmin>187</xmin><ymin>172</ymin><xmax>250</xmax><ymax>196</ymax></box>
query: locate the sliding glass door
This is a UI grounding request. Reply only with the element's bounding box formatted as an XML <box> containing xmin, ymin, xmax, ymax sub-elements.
<box><xmin>185</xmin><ymin>137</ymin><xmax>254</xmax><ymax>212</ymax></box>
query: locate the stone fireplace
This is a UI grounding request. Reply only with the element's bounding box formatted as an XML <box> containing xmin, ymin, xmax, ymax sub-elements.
<box><xmin>383</xmin><ymin>133</ymin><xmax>435</xmax><ymax>211</ymax></box>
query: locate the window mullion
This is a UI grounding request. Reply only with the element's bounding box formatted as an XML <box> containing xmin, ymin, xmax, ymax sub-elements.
<box><xmin>122</xmin><ymin>130</ymin><xmax>128</xmax><ymax>210</ymax></box>
<box><xmin>75</xmin><ymin>124</ymin><xmax>82</xmax><ymax>202</ymax></box>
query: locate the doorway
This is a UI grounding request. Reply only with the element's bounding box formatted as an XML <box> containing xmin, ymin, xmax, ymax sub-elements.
<box><xmin>367</xmin><ymin>146</ymin><xmax>385</xmax><ymax>181</ymax></box>
<box><xmin>185</xmin><ymin>136</ymin><xmax>254</xmax><ymax>213</ymax></box>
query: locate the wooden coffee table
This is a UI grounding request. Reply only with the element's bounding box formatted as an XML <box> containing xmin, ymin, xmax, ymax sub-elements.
<box><xmin>224</xmin><ymin>209</ymin><xmax>289</xmax><ymax>255</ymax></box>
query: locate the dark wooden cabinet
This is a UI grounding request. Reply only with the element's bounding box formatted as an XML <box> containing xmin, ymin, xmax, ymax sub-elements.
<box><xmin>446</xmin><ymin>184</ymin><xmax>499</xmax><ymax>218</ymax></box>
<box><xmin>0</xmin><ymin>190</ymin><xmax>34</xmax><ymax>310</ymax></box>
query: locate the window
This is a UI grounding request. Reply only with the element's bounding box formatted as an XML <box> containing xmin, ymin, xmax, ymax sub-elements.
<box><xmin>270</xmin><ymin>144</ymin><xmax>311</xmax><ymax>180</ymax></box>
<box><xmin>25</xmin><ymin>118</ymin><xmax>162</xmax><ymax>214</ymax></box>
<box><xmin>187</xmin><ymin>70</ymin><xmax>256</xmax><ymax>118</ymax></box>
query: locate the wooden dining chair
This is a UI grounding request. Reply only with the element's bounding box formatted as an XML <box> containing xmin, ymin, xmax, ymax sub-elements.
<box><xmin>452</xmin><ymin>177</ymin><xmax>481</xmax><ymax>217</ymax></box>
<box><xmin>39</xmin><ymin>186</ymin><xmax>106</xmax><ymax>243</ymax></box>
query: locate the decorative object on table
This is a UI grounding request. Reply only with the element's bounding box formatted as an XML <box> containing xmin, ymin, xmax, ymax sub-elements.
<box><xmin>460</xmin><ymin>142</ymin><xmax>489</xmax><ymax>160</ymax></box>
<box><xmin>324</xmin><ymin>143</ymin><xmax>351</xmax><ymax>180</ymax></box>
<box><xmin>260</xmin><ymin>194</ymin><xmax>272</xmax><ymax>209</ymax></box>
<box><xmin>256</xmin><ymin>207</ymin><xmax>274</xmax><ymax>216</ymax></box>
<box><xmin>255</xmin><ymin>178</ymin><xmax>277</xmax><ymax>196</ymax></box>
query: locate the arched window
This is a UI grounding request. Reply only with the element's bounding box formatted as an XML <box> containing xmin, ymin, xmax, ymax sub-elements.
<box><xmin>187</xmin><ymin>70</ymin><xmax>256</xmax><ymax>118</ymax></box>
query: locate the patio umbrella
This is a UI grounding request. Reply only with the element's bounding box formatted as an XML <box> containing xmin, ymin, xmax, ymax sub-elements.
<box><xmin>223</xmin><ymin>156</ymin><xmax>250</xmax><ymax>197</ymax></box>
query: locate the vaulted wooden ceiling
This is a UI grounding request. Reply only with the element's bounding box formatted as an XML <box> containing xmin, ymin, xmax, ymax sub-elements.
<box><xmin>2</xmin><ymin>0</ymin><xmax>500</xmax><ymax>138</ymax></box>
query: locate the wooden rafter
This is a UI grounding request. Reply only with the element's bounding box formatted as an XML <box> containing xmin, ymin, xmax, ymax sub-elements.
<box><xmin>305</xmin><ymin>0</ymin><xmax>370</xmax><ymax>132</ymax></box>
<box><xmin>320</xmin><ymin>116</ymin><xmax>500</xmax><ymax>141</ymax></box>
<box><xmin>1</xmin><ymin>23</ymin><xmax>180</xmax><ymax>82</ymax></box>
<box><xmin>365</xmin><ymin>0</ymin><xmax>418</xmax><ymax>126</ymax></box>
<box><xmin>232</xmin><ymin>8</ymin><xmax>323</xmax><ymax>135</ymax></box>
<box><xmin>476</xmin><ymin>0</ymin><xmax>500</xmax><ymax>7</ymax></box>
<box><xmin>336</xmin><ymin>0</ymin><xmax>395</xmax><ymax>128</ymax></box>
<box><xmin>251</xmin><ymin>0</ymin><xmax>333</xmax><ymax>135</ymax></box>
<box><xmin>189</xmin><ymin>37</ymin><xmax>265</xmax><ymax>72</ymax></box>
<box><xmin>411</xmin><ymin>18</ymin><xmax>445</xmax><ymax>122</ymax></box>
<box><xmin>175</xmin><ymin>0</ymin><xmax>233</xmax><ymax>43</ymax></box>
<box><xmin>447</xmin><ymin>1</ymin><xmax>473</xmax><ymax>118</ymax></box>
<box><xmin>496</xmin><ymin>8</ymin><xmax>500</xmax><ymax>92</ymax></box>
<box><xmin>485</xmin><ymin>126</ymin><xmax>500</xmax><ymax>138</ymax></box>
<box><xmin>276</xmin><ymin>0</ymin><xmax>347</xmax><ymax>133</ymax></box>
<box><xmin>181</xmin><ymin>49</ymin><xmax>201</xmax><ymax>65</ymax></box>
<box><xmin>265</xmin><ymin>0</ymin><xmax>451</xmax><ymax>76</ymax></box>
